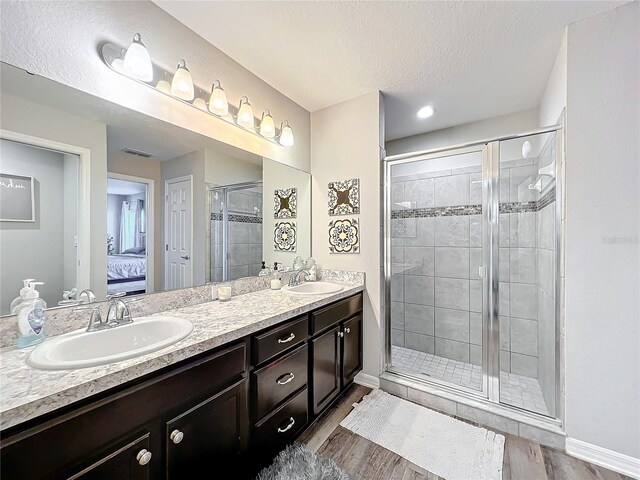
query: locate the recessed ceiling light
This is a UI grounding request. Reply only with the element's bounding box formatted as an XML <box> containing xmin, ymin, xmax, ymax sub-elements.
<box><xmin>417</xmin><ymin>105</ymin><xmax>435</xmax><ymax>119</ymax></box>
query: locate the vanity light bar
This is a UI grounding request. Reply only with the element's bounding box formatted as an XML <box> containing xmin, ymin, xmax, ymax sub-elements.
<box><xmin>100</xmin><ymin>34</ymin><xmax>293</xmax><ymax>147</ymax></box>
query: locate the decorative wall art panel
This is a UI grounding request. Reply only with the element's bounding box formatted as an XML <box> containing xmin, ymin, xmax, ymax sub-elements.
<box><xmin>0</xmin><ymin>173</ymin><xmax>35</xmax><ymax>222</ymax></box>
<box><xmin>274</xmin><ymin>188</ymin><xmax>297</xmax><ymax>218</ymax></box>
<box><xmin>329</xmin><ymin>218</ymin><xmax>360</xmax><ymax>254</ymax></box>
<box><xmin>328</xmin><ymin>178</ymin><xmax>360</xmax><ymax>216</ymax></box>
<box><xmin>274</xmin><ymin>221</ymin><xmax>297</xmax><ymax>252</ymax></box>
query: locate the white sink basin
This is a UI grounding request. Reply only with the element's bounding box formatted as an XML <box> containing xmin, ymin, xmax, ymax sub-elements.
<box><xmin>282</xmin><ymin>281</ymin><xmax>344</xmax><ymax>295</ymax></box>
<box><xmin>27</xmin><ymin>315</ymin><xmax>193</xmax><ymax>370</ymax></box>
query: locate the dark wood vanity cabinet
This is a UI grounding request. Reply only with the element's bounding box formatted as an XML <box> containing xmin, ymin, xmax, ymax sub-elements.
<box><xmin>310</xmin><ymin>296</ymin><xmax>364</xmax><ymax>415</ymax></box>
<box><xmin>0</xmin><ymin>292</ymin><xmax>363</xmax><ymax>480</ymax></box>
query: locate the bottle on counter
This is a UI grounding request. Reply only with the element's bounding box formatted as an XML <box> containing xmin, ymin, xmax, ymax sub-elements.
<box><xmin>15</xmin><ymin>281</ymin><xmax>47</xmax><ymax>348</ymax></box>
<box><xmin>258</xmin><ymin>261</ymin><xmax>273</xmax><ymax>277</ymax></box>
<box><xmin>271</xmin><ymin>271</ymin><xmax>282</xmax><ymax>290</ymax></box>
<box><xmin>9</xmin><ymin>278</ymin><xmax>35</xmax><ymax>314</ymax></box>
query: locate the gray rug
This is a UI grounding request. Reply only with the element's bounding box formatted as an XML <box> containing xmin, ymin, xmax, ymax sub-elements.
<box><xmin>256</xmin><ymin>443</ymin><xmax>354</xmax><ymax>480</ymax></box>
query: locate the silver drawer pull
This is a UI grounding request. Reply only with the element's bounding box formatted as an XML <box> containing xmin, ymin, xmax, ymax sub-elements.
<box><xmin>277</xmin><ymin>333</ymin><xmax>295</xmax><ymax>344</ymax></box>
<box><xmin>276</xmin><ymin>372</ymin><xmax>295</xmax><ymax>385</ymax></box>
<box><xmin>277</xmin><ymin>417</ymin><xmax>295</xmax><ymax>433</ymax></box>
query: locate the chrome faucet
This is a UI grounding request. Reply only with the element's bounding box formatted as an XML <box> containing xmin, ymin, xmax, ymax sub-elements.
<box><xmin>79</xmin><ymin>289</ymin><xmax>97</xmax><ymax>304</ymax></box>
<box><xmin>85</xmin><ymin>299</ymin><xmax>132</xmax><ymax>332</ymax></box>
<box><xmin>289</xmin><ymin>269</ymin><xmax>310</xmax><ymax>287</ymax></box>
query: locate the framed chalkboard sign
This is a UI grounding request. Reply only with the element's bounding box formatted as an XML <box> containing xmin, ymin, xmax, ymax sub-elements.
<box><xmin>0</xmin><ymin>173</ymin><xmax>35</xmax><ymax>222</ymax></box>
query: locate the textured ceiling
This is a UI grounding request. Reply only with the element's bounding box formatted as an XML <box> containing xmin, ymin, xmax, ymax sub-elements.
<box><xmin>155</xmin><ymin>1</ymin><xmax>622</xmax><ymax>140</ymax></box>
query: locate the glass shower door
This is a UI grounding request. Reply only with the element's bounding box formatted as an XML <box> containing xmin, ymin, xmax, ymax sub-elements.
<box><xmin>387</xmin><ymin>145</ymin><xmax>490</xmax><ymax>395</ymax></box>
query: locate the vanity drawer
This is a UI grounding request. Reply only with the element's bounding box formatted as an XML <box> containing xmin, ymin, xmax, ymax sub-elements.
<box><xmin>253</xmin><ymin>387</ymin><xmax>308</xmax><ymax>448</ymax></box>
<box><xmin>310</xmin><ymin>293</ymin><xmax>363</xmax><ymax>335</ymax></box>
<box><xmin>252</xmin><ymin>344</ymin><xmax>308</xmax><ymax>421</ymax></box>
<box><xmin>252</xmin><ymin>315</ymin><xmax>308</xmax><ymax>365</ymax></box>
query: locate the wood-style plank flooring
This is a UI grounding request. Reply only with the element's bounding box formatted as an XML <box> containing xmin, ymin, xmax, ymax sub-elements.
<box><xmin>298</xmin><ymin>384</ymin><xmax>633</xmax><ymax>480</ymax></box>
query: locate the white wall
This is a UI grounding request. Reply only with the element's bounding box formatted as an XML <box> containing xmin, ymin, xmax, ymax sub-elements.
<box><xmin>62</xmin><ymin>153</ymin><xmax>79</xmax><ymax>295</ymax></box>
<box><xmin>262</xmin><ymin>158</ymin><xmax>311</xmax><ymax>268</ymax></box>
<box><xmin>539</xmin><ymin>32</ymin><xmax>567</xmax><ymax>127</ymax></box>
<box><xmin>385</xmin><ymin>108</ymin><xmax>539</xmax><ymax>157</ymax></box>
<box><xmin>162</xmin><ymin>150</ymin><xmax>206</xmax><ymax>287</ymax></box>
<box><xmin>565</xmin><ymin>1</ymin><xmax>639</xmax><ymax>459</ymax></box>
<box><xmin>205</xmin><ymin>151</ymin><xmax>262</xmax><ymax>187</ymax></box>
<box><xmin>0</xmin><ymin>141</ymin><xmax>65</xmax><ymax>312</ymax></box>
<box><xmin>311</xmin><ymin>91</ymin><xmax>384</xmax><ymax>377</ymax></box>
<box><xmin>1</xmin><ymin>94</ymin><xmax>108</xmax><ymax>299</ymax></box>
<box><xmin>0</xmin><ymin>0</ymin><xmax>310</xmax><ymax>172</ymax></box>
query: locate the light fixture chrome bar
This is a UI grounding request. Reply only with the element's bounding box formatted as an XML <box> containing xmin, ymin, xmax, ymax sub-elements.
<box><xmin>100</xmin><ymin>41</ymin><xmax>291</xmax><ymax>147</ymax></box>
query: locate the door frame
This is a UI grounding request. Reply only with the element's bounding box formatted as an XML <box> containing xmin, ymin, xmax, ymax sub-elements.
<box><xmin>164</xmin><ymin>175</ymin><xmax>194</xmax><ymax>290</ymax></box>
<box><xmin>0</xmin><ymin>129</ymin><xmax>92</xmax><ymax>298</ymax></box>
<box><xmin>107</xmin><ymin>172</ymin><xmax>155</xmax><ymax>293</ymax></box>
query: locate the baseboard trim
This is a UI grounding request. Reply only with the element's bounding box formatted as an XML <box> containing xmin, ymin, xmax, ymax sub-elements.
<box><xmin>354</xmin><ymin>372</ymin><xmax>380</xmax><ymax>389</ymax></box>
<box><xmin>565</xmin><ymin>437</ymin><xmax>640</xmax><ymax>479</ymax></box>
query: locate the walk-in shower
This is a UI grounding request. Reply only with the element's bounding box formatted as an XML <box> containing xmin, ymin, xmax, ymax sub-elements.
<box><xmin>384</xmin><ymin>126</ymin><xmax>562</xmax><ymax>420</ymax></box>
<box><xmin>208</xmin><ymin>181</ymin><xmax>263</xmax><ymax>282</ymax></box>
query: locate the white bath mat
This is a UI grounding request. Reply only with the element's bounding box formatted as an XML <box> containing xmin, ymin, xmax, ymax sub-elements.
<box><xmin>340</xmin><ymin>389</ymin><xmax>505</xmax><ymax>480</ymax></box>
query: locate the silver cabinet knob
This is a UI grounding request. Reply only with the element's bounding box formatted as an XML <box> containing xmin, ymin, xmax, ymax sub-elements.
<box><xmin>170</xmin><ymin>429</ymin><xmax>184</xmax><ymax>444</ymax></box>
<box><xmin>136</xmin><ymin>449</ymin><xmax>152</xmax><ymax>466</ymax></box>
<box><xmin>277</xmin><ymin>417</ymin><xmax>295</xmax><ymax>433</ymax></box>
<box><xmin>345</xmin><ymin>327</ymin><xmax>351</xmax><ymax>334</ymax></box>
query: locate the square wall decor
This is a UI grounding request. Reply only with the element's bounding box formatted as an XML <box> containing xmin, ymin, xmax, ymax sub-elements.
<box><xmin>328</xmin><ymin>178</ymin><xmax>360</xmax><ymax>216</ymax></box>
<box><xmin>274</xmin><ymin>188</ymin><xmax>297</xmax><ymax>218</ymax></box>
<box><xmin>329</xmin><ymin>218</ymin><xmax>360</xmax><ymax>254</ymax></box>
<box><xmin>274</xmin><ymin>221</ymin><xmax>297</xmax><ymax>252</ymax></box>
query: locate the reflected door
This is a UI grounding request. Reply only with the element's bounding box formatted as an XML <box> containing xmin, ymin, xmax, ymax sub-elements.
<box><xmin>166</xmin><ymin>177</ymin><xmax>192</xmax><ymax>290</ymax></box>
<box><xmin>387</xmin><ymin>146</ymin><xmax>490</xmax><ymax>395</ymax></box>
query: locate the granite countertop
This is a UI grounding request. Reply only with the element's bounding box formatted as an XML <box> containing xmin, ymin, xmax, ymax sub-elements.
<box><xmin>0</xmin><ymin>280</ymin><xmax>364</xmax><ymax>431</ymax></box>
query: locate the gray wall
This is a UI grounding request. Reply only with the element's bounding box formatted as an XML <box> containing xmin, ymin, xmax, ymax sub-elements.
<box><xmin>62</xmin><ymin>154</ymin><xmax>78</xmax><ymax>292</ymax></box>
<box><xmin>565</xmin><ymin>2</ymin><xmax>639</xmax><ymax>458</ymax></box>
<box><xmin>0</xmin><ymin>141</ymin><xmax>75</xmax><ymax>312</ymax></box>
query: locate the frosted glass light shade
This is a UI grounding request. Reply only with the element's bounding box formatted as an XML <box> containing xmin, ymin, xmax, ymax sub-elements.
<box><xmin>156</xmin><ymin>80</ymin><xmax>171</xmax><ymax>94</ymax></box>
<box><xmin>208</xmin><ymin>81</ymin><xmax>228</xmax><ymax>116</ymax></box>
<box><xmin>171</xmin><ymin>60</ymin><xmax>194</xmax><ymax>101</ymax></box>
<box><xmin>123</xmin><ymin>33</ymin><xmax>153</xmax><ymax>82</ymax></box>
<box><xmin>193</xmin><ymin>98</ymin><xmax>208</xmax><ymax>111</ymax></box>
<box><xmin>237</xmin><ymin>97</ymin><xmax>255</xmax><ymax>129</ymax></box>
<box><xmin>259</xmin><ymin>110</ymin><xmax>275</xmax><ymax>138</ymax></box>
<box><xmin>521</xmin><ymin>140</ymin><xmax>532</xmax><ymax>158</ymax></box>
<box><xmin>279</xmin><ymin>121</ymin><xmax>294</xmax><ymax>146</ymax></box>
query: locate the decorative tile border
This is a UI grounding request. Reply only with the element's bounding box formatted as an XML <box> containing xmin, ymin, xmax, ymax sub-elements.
<box><xmin>211</xmin><ymin>212</ymin><xmax>262</xmax><ymax>224</ymax></box>
<box><xmin>391</xmin><ymin>188</ymin><xmax>556</xmax><ymax>219</ymax></box>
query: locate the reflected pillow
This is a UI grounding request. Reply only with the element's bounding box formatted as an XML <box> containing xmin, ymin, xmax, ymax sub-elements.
<box><xmin>122</xmin><ymin>246</ymin><xmax>145</xmax><ymax>255</ymax></box>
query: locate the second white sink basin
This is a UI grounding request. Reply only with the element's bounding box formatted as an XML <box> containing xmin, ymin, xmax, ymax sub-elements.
<box><xmin>283</xmin><ymin>281</ymin><xmax>344</xmax><ymax>295</ymax></box>
<box><xmin>27</xmin><ymin>315</ymin><xmax>193</xmax><ymax>370</ymax></box>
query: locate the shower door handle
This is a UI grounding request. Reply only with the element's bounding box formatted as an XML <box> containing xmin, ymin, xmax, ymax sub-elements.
<box><xmin>181</xmin><ymin>255</ymin><xmax>190</xmax><ymax>260</ymax></box>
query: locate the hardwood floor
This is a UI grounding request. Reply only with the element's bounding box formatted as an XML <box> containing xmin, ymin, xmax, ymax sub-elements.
<box><xmin>298</xmin><ymin>384</ymin><xmax>634</xmax><ymax>480</ymax></box>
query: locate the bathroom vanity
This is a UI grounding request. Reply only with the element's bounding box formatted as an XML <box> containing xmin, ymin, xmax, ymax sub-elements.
<box><xmin>0</xmin><ymin>286</ymin><xmax>364</xmax><ymax>479</ymax></box>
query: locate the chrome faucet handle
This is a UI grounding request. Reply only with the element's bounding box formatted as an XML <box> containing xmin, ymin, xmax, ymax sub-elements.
<box><xmin>106</xmin><ymin>299</ymin><xmax>133</xmax><ymax>327</ymax></box>
<box><xmin>86</xmin><ymin>306</ymin><xmax>107</xmax><ymax>332</ymax></box>
<box><xmin>79</xmin><ymin>289</ymin><xmax>97</xmax><ymax>304</ymax></box>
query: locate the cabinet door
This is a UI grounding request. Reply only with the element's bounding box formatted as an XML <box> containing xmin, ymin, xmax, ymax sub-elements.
<box><xmin>70</xmin><ymin>434</ymin><xmax>151</xmax><ymax>480</ymax></box>
<box><xmin>311</xmin><ymin>326</ymin><xmax>341</xmax><ymax>415</ymax></box>
<box><xmin>165</xmin><ymin>379</ymin><xmax>247</xmax><ymax>479</ymax></box>
<box><xmin>341</xmin><ymin>314</ymin><xmax>363</xmax><ymax>387</ymax></box>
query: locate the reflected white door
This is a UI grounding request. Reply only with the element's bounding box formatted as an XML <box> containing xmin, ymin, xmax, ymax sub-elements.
<box><xmin>165</xmin><ymin>177</ymin><xmax>192</xmax><ymax>290</ymax></box>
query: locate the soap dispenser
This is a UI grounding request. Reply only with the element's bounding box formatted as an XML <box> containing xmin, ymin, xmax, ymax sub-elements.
<box><xmin>15</xmin><ymin>281</ymin><xmax>47</xmax><ymax>348</ymax></box>
<box><xmin>10</xmin><ymin>278</ymin><xmax>35</xmax><ymax>314</ymax></box>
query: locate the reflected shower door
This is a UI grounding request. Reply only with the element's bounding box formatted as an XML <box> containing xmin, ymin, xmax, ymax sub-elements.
<box><xmin>387</xmin><ymin>146</ymin><xmax>489</xmax><ymax>395</ymax></box>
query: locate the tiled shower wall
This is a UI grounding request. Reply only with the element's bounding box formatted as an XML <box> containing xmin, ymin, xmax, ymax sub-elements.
<box><xmin>209</xmin><ymin>189</ymin><xmax>263</xmax><ymax>282</ymax></box>
<box><xmin>391</xmin><ymin>158</ymin><xmax>545</xmax><ymax>376</ymax></box>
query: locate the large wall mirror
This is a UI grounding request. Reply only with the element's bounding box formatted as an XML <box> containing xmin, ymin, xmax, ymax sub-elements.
<box><xmin>0</xmin><ymin>62</ymin><xmax>311</xmax><ymax>315</ymax></box>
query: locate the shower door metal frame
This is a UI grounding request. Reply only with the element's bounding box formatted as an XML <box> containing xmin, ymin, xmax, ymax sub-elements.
<box><xmin>383</xmin><ymin>123</ymin><xmax>565</xmax><ymax>424</ymax></box>
<box><xmin>210</xmin><ymin>180</ymin><xmax>263</xmax><ymax>282</ymax></box>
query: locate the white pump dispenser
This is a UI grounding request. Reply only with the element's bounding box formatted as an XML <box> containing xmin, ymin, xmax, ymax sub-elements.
<box><xmin>10</xmin><ymin>278</ymin><xmax>36</xmax><ymax>314</ymax></box>
<box><xmin>15</xmin><ymin>281</ymin><xmax>47</xmax><ymax>348</ymax></box>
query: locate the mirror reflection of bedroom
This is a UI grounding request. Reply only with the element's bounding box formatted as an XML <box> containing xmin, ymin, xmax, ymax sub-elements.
<box><xmin>106</xmin><ymin>177</ymin><xmax>148</xmax><ymax>296</ymax></box>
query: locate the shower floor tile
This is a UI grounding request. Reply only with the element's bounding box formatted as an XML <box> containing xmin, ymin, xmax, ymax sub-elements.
<box><xmin>391</xmin><ymin>346</ymin><xmax>549</xmax><ymax>416</ymax></box>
